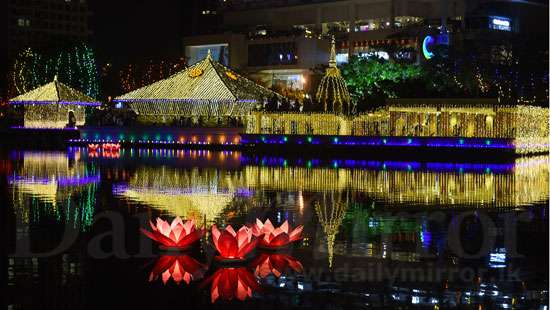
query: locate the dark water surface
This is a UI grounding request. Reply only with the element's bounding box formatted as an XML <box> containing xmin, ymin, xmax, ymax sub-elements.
<box><xmin>4</xmin><ymin>148</ymin><xmax>549</xmax><ymax>309</ymax></box>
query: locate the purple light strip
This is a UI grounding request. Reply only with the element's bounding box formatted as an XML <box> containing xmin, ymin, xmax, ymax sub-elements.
<box><xmin>11</xmin><ymin>126</ymin><xmax>79</xmax><ymax>131</ymax></box>
<box><xmin>9</xmin><ymin>100</ymin><xmax>101</xmax><ymax>107</ymax></box>
<box><xmin>9</xmin><ymin>175</ymin><xmax>101</xmax><ymax>187</ymax></box>
<box><xmin>113</xmin><ymin>98</ymin><xmax>257</xmax><ymax>103</ymax></box>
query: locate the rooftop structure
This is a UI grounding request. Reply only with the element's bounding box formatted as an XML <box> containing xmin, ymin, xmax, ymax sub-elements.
<box><xmin>115</xmin><ymin>51</ymin><xmax>281</xmax><ymax>126</ymax></box>
<box><xmin>9</xmin><ymin>76</ymin><xmax>100</xmax><ymax>129</ymax></box>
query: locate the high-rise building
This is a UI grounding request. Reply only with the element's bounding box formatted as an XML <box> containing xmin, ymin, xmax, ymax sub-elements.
<box><xmin>183</xmin><ymin>0</ymin><xmax>547</xmax><ymax>94</ymax></box>
<box><xmin>7</xmin><ymin>0</ymin><xmax>92</xmax><ymax>59</ymax></box>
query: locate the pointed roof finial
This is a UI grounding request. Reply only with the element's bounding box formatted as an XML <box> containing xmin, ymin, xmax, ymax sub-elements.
<box><xmin>207</xmin><ymin>49</ymin><xmax>212</xmax><ymax>60</ymax></box>
<box><xmin>329</xmin><ymin>36</ymin><xmax>337</xmax><ymax>68</ymax></box>
<box><xmin>53</xmin><ymin>75</ymin><xmax>58</xmax><ymax>82</ymax></box>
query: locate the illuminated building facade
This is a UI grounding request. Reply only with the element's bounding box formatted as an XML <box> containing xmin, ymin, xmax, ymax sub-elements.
<box><xmin>8</xmin><ymin>76</ymin><xmax>100</xmax><ymax>129</ymax></box>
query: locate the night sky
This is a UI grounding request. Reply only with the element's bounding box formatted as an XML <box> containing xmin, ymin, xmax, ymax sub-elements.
<box><xmin>89</xmin><ymin>0</ymin><xmax>186</xmax><ymax>65</ymax></box>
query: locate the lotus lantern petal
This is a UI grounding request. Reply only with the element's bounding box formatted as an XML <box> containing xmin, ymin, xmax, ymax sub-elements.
<box><xmin>250</xmin><ymin>253</ymin><xmax>303</xmax><ymax>278</ymax></box>
<box><xmin>212</xmin><ymin>224</ymin><xmax>259</xmax><ymax>260</ymax></box>
<box><xmin>203</xmin><ymin>267</ymin><xmax>260</xmax><ymax>302</ymax></box>
<box><xmin>141</xmin><ymin>217</ymin><xmax>204</xmax><ymax>249</ymax></box>
<box><xmin>252</xmin><ymin>219</ymin><xmax>303</xmax><ymax>248</ymax></box>
<box><xmin>149</xmin><ymin>255</ymin><xmax>207</xmax><ymax>285</ymax></box>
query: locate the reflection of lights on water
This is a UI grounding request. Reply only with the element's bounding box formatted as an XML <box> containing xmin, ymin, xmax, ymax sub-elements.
<box><xmin>298</xmin><ymin>191</ymin><xmax>304</xmax><ymax>213</ymax></box>
<box><xmin>298</xmin><ymin>283</ymin><xmax>304</xmax><ymax>290</ymax></box>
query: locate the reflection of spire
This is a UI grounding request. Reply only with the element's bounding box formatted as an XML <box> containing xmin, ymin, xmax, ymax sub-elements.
<box><xmin>329</xmin><ymin>36</ymin><xmax>337</xmax><ymax>68</ymax></box>
<box><xmin>315</xmin><ymin>192</ymin><xmax>348</xmax><ymax>268</ymax></box>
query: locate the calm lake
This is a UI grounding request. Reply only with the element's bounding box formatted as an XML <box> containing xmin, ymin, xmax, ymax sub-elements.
<box><xmin>4</xmin><ymin>147</ymin><xmax>549</xmax><ymax>309</ymax></box>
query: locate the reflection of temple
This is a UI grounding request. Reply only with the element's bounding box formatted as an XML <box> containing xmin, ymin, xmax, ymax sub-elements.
<box><xmin>314</xmin><ymin>192</ymin><xmax>349</xmax><ymax>268</ymax></box>
<box><xmin>9</xmin><ymin>151</ymin><xmax>99</xmax><ymax>229</ymax></box>
<box><xmin>242</xmin><ymin>156</ymin><xmax>549</xmax><ymax>207</ymax></box>
<box><xmin>113</xmin><ymin>167</ymin><xmax>250</xmax><ymax>224</ymax></box>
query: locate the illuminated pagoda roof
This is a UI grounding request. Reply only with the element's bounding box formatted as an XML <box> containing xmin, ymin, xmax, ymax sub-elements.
<box><xmin>316</xmin><ymin>36</ymin><xmax>351</xmax><ymax>115</ymax></box>
<box><xmin>115</xmin><ymin>51</ymin><xmax>279</xmax><ymax>104</ymax></box>
<box><xmin>9</xmin><ymin>76</ymin><xmax>100</xmax><ymax>106</ymax></box>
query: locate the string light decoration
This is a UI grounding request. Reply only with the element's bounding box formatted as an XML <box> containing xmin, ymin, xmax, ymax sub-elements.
<box><xmin>9</xmin><ymin>76</ymin><xmax>100</xmax><ymax>128</ymax></box>
<box><xmin>10</xmin><ymin>45</ymin><xmax>100</xmax><ymax>99</ymax></box>
<box><xmin>115</xmin><ymin>50</ymin><xmax>281</xmax><ymax>125</ymax></box>
<box><xmin>244</xmin><ymin>99</ymin><xmax>549</xmax><ymax>153</ymax></box>
<box><xmin>315</xmin><ymin>36</ymin><xmax>351</xmax><ymax>115</ymax></box>
<box><xmin>314</xmin><ymin>192</ymin><xmax>349</xmax><ymax>268</ymax></box>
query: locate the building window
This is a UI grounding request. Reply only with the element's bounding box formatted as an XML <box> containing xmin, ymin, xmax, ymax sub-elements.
<box><xmin>248</xmin><ymin>42</ymin><xmax>297</xmax><ymax>67</ymax></box>
<box><xmin>17</xmin><ymin>18</ymin><xmax>30</xmax><ymax>27</ymax></box>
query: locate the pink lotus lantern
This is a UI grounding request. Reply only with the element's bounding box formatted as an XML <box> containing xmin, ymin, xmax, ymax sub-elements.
<box><xmin>252</xmin><ymin>219</ymin><xmax>303</xmax><ymax>249</ymax></box>
<box><xmin>88</xmin><ymin>143</ymin><xmax>99</xmax><ymax>151</ymax></box>
<box><xmin>202</xmin><ymin>267</ymin><xmax>260</xmax><ymax>302</ymax></box>
<box><xmin>149</xmin><ymin>255</ymin><xmax>207</xmax><ymax>285</ymax></box>
<box><xmin>141</xmin><ymin>217</ymin><xmax>204</xmax><ymax>250</ymax></box>
<box><xmin>212</xmin><ymin>225</ymin><xmax>260</xmax><ymax>261</ymax></box>
<box><xmin>250</xmin><ymin>253</ymin><xmax>303</xmax><ymax>278</ymax></box>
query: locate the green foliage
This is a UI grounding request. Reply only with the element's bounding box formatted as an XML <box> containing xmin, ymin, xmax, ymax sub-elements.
<box><xmin>340</xmin><ymin>56</ymin><xmax>423</xmax><ymax>111</ymax></box>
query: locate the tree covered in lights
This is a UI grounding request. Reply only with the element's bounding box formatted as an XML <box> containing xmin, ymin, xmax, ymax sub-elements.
<box><xmin>9</xmin><ymin>45</ymin><xmax>100</xmax><ymax>100</ymax></box>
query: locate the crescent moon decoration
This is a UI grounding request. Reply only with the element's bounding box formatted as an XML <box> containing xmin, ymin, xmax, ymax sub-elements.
<box><xmin>422</xmin><ymin>35</ymin><xmax>435</xmax><ymax>60</ymax></box>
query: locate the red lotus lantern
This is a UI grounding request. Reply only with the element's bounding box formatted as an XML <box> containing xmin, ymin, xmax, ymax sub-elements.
<box><xmin>202</xmin><ymin>267</ymin><xmax>260</xmax><ymax>302</ymax></box>
<box><xmin>250</xmin><ymin>253</ymin><xmax>303</xmax><ymax>278</ymax></box>
<box><xmin>88</xmin><ymin>143</ymin><xmax>99</xmax><ymax>151</ymax></box>
<box><xmin>141</xmin><ymin>217</ymin><xmax>205</xmax><ymax>250</ymax></box>
<box><xmin>212</xmin><ymin>225</ymin><xmax>260</xmax><ymax>261</ymax></box>
<box><xmin>149</xmin><ymin>254</ymin><xmax>207</xmax><ymax>285</ymax></box>
<box><xmin>252</xmin><ymin>219</ymin><xmax>303</xmax><ymax>249</ymax></box>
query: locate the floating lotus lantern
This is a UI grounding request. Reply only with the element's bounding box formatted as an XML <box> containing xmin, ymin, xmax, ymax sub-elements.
<box><xmin>141</xmin><ymin>217</ymin><xmax>204</xmax><ymax>250</ymax></box>
<box><xmin>250</xmin><ymin>253</ymin><xmax>303</xmax><ymax>278</ymax></box>
<box><xmin>88</xmin><ymin>143</ymin><xmax>99</xmax><ymax>151</ymax></box>
<box><xmin>202</xmin><ymin>267</ymin><xmax>260</xmax><ymax>302</ymax></box>
<box><xmin>252</xmin><ymin>219</ymin><xmax>303</xmax><ymax>249</ymax></box>
<box><xmin>212</xmin><ymin>225</ymin><xmax>260</xmax><ymax>262</ymax></box>
<box><xmin>149</xmin><ymin>254</ymin><xmax>207</xmax><ymax>285</ymax></box>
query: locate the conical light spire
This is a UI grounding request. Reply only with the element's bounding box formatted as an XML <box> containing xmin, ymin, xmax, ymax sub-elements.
<box><xmin>207</xmin><ymin>49</ymin><xmax>212</xmax><ymax>60</ymax></box>
<box><xmin>329</xmin><ymin>36</ymin><xmax>337</xmax><ymax>68</ymax></box>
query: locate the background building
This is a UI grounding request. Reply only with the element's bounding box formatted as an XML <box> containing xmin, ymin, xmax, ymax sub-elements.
<box><xmin>182</xmin><ymin>0</ymin><xmax>548</xmax><ymax>96</ymax></box>
<box><xmin>7</xmin><ymin>0</ymin><xmax>92</xmax><ymax>60</ymax></box>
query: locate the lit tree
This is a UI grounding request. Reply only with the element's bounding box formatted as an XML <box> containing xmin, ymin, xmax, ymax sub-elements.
<box><xmin>10</xmin><ymin>45</ymin><xmax>100</xmax><ymax>99</ymax></box>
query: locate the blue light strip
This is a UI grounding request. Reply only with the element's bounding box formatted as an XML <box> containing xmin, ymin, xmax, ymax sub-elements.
<box><xmin>240</xmin><ymin>134</ymin><xmax>515</xmax><ymax>150</ymax></box>
<box><xmin>241</xmin><ymin>156</ymin><xmax>516</xmax><ymax>173</ymax></box>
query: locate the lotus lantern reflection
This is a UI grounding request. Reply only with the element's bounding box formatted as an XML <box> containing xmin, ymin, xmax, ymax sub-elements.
<box><xmin>202</xmin><ymin>267</ymin><xmax>260</xmax><ymax>302</ymax></box>
<box><xmin>250</xmin><ymin>253</ymin><xmax>304</xmax><ymax>278</ymax></box>
<box><xmin>212</xmin><ymin>225</ymin><xmax>260</xmax><ymax>261</ymax></box>
<box><xmin>149</xmin><ymin>255</ymin><xmax>207</xmax><ymax>285</ymax></box>
<box><xmin>252</xmin><ymin>219</ymin><xmax>303</xmax><ymax>249</ymax></box>
<box><xmin>141</xmin><ymin>217</ymin><xmax>204</xmax><ymax>250</ymax></box>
